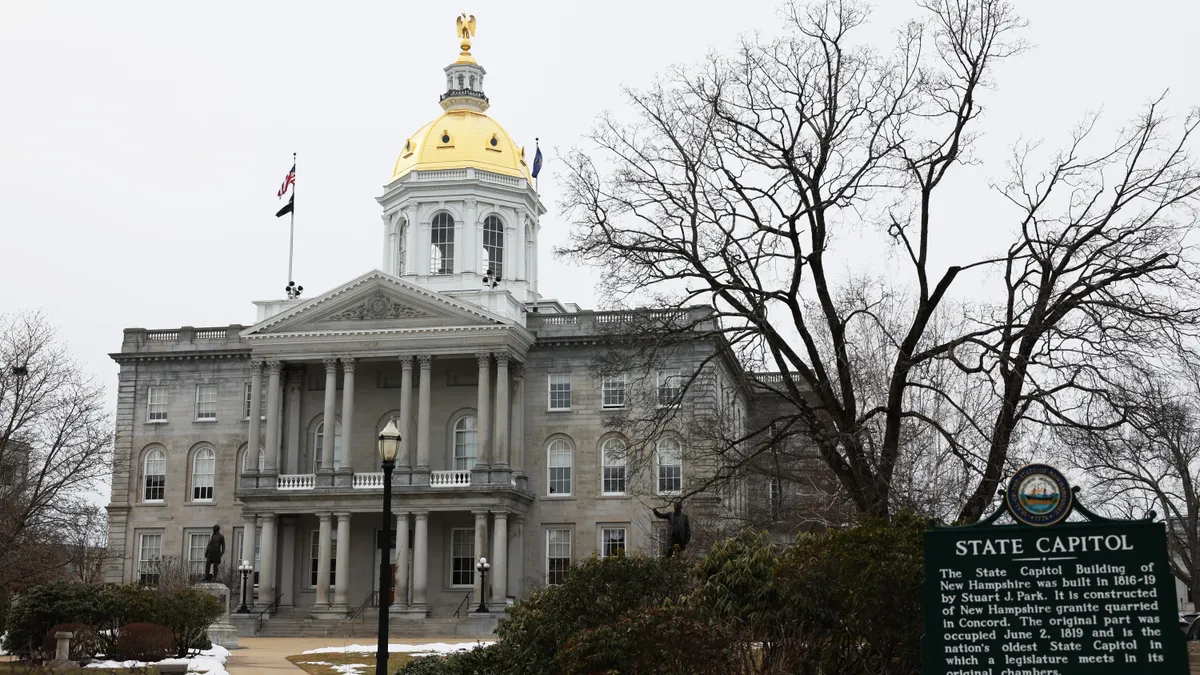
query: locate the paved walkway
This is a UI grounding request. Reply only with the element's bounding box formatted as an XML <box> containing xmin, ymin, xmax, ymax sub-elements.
<box><xmin>226</xmin><ymin>636</ymin><xmax>483</xmax><ymax>674</ymax></box>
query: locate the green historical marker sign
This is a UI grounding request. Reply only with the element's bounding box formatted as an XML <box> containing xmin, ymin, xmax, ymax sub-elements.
<box><xmin>922</xmin><ymin>464</ymin><xmax>1188</xmax><ymax>674</ymax></box>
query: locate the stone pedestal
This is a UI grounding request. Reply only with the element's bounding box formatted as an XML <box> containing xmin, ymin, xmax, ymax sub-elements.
<box><xmin>47</xmin><ymin>631</ymin><xmax>73</xmax><ymax>668</ymax></box>
<box><xmin>196</xmin><ymin>582</ymin><xmax>239</xmax><ymax>649</ymax></box>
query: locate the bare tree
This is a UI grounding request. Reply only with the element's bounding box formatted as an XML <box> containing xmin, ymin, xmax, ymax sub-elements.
<box><xmin>1059</xmin><ymin>364</ymin><xmax>1200</xmax><ymax>605</ymax></box>
<box><xmin>62</xmin><ymin>505</ymin><xmax>111</xmax><ymax>585</ymax></box>
<box><xmin>560</xmin><ymin>0</ymin><xmax>1200</xmax><ymax>521</ymax></box>
<box><xmin>0</xmin><ymin>311</ymin><xmax>113</xmax><ymax>589</ymax></box>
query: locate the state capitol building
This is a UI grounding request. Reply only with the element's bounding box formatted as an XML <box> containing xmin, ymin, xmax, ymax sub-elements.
<box><xmin>103</xmin><ymin>18</ymin><xmax>805</xmax><ymax>632</ymax></box>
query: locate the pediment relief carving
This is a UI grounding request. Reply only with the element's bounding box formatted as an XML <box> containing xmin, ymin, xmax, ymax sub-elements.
<box><xmin>326</xmin><ymin>291</ymin><xmax>432</xmax><ymax>321</ymax></box>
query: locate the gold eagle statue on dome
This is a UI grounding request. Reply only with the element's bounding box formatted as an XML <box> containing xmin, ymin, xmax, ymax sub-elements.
<box><xmin>457</xmin><ymin>13</ymin><xmax>476</xmax><ymax>41</ymax></box>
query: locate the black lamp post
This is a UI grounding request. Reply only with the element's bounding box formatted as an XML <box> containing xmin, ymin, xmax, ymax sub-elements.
<box><xmin>376</xmin><ymin>420</ymin><xmax>401</xmax><ymax>675</ymax></box>
<box><xmin>475</xmin><ymin>557</ymin><xmax>491</xmax><ymax>613</ymax></box>
<box><xmin>236</xmin><ymin>560</ymin><xmax>252</xmax><ymax>613</ymax></box>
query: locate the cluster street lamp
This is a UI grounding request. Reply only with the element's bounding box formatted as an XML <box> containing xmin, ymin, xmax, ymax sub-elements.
<box><xmin>376</xmin><ymin>420</ymin><xmax>402</xmax><ymax>675</ymax></box>
<box><xmin>475</xmin><ymin>557</ymin><xmax>491</xmax><ymax>613</ymax></box>
<box><xmin>236</xmin><ymin>560</ymin><xmax>253</xmax><ymax>614</ymax></box>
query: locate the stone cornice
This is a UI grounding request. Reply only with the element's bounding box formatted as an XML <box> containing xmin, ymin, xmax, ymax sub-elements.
<box><xmin>110</xmin><ymin>350</ymin><xmax>250</xmax><ymax>364</ymax></box>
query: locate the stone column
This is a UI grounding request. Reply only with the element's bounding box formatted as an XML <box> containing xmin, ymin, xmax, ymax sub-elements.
<box><xmin>412</xmin><ymin>511</ymin><xmax>429</xmax><ymax>611</ymax></box>
<box><xmin>285</xmin><ymin>370</ymin><xmax>303</xmax><ymax>474</ymax></box>
<box><xmin>320</xmin><ymin>358</ymin><xmax>338</xmax><ymax>479</ymax></box>
<box><xmin>240</xmin><ymin>515</ymin><xmax>256</xmax><ymax>603</ymax></box>
<box><xmin>247</xmin><ymin>361</ymin><xmax>263</xmax><ymax>479</ymax></box>
<box><xmin>475</xmin><ymin>353</ymin><xmax>492</xmax><ymax>471</ymax></box>
<box><xmin>510</xmin><ymin>363</ymin><xmax>525</xmax><ymax>474</ymax></box>
<box><xmin>391</xmin><ymin>512</ymin><xmax>410</xmax><ymax>611</ymax></box>
<box><xmin>263</xmin><ymin>361</ymin><xmax>282</xmax><ymax>474</ymax></box>
<box><xmin>508</xmin><ymin>515</ymin><xmax>524</xmax><ymax>602</ymax></box>
<box><xmin>315</xmin><ymin>512</ymin><xmax>333</xmax><ymax>608</ymax></box>
<box><xmin>279</xmin><ymin>519</ymin><xmax>296</xmax><ymax>609</ymax></box>
<box><xmin>493</xmin><ymin>354</ymin><xmax>510</xmax><ymax>469</ymax></box>
<box><xmin>398</xmin><ymin>356</ymin><xmax>413</xmax><ymax>470</ymax></box>
<box><xmin>416</xmin><ymin>356</ymin><xmax>432</xmax><ymax>474</ymax></box>
<box><xmin>338</xmin><ymin>358</ymin><xmax>356</xmax><ymax>481</ymax></box>
<box><xmin>271</xmin><ymin>369</ymin><xmax>284</xmax><ymax>469</ymax></box>
<box><xmin>491</xmin><ymin>512</ymin><xmax>508</xmax><ymax>607</ymax></box>
<box><xmin>333</xmin><ymin>512</ymin><xmax>351</xmax><ymax>610</ymax></box>
<box><xmin>473</xmin><ymin>510</ymin><xmax>488</xmax><ymax>603</ymax></box>
<box><xmin>259</xmin><ymin>515</ymin><xmax>278</xmax><ymax>605</ymax></box>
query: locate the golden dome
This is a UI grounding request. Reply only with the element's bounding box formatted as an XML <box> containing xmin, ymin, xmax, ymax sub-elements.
<box><xmin>390</xmin><ymin>109</ymin><xmax>531</xmax><ymax>183</ymax></box>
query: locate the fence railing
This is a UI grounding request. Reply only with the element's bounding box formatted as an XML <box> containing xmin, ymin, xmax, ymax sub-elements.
<box><xmin>352</xmin><ymin>472</ymin><xmax>385</xmax><ymax>489</ymax></box>
<box><xmin>277</xmin><ymin>474</ymin><xmax>316</xmax><ymax>490</ymax></box>
<box><xmin>430</xmin><ymin>470</ymin><xmax>472</xmax><ymax>487</ymax></box>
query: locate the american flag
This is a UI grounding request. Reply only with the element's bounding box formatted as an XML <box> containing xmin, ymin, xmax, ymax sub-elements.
<box><xmin>277</xmin><ymin>163</ymin><xmax>295</xmax><ymax>198</ymax></box>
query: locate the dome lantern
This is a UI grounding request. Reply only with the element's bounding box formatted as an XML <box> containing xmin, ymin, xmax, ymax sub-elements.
<box><xmin>441</xmin><ymin>13</ymin><xmax>488</xmax><ymax>113</ymax></box>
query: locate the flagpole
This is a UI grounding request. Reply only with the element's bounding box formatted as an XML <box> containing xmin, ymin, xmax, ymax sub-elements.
<box><xmin>288</xmin><ymin>152</ymin><xmax>296</xmax><ymax>285</ymax></box>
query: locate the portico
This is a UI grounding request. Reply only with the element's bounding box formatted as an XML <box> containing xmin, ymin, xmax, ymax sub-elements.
<box><xmin>233</xmin><ymin>271</ymin><xmax>534</xmax><ymax>617</ymax></box>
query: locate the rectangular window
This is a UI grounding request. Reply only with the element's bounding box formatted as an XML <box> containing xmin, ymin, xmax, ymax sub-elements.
<box><xmin>602</xmin><ymin>441</ymin><xmax>627</xmax><ymax>496</ymax></box>
<box><xmin>602</xmin><ymin>375</ymin><xmax>626</xmax><ymax>409</ymax></box>
<box><xmin>195</xmin><ymin>384</ymin><xmax>217</xmax><ymax>420</ymax></box>
<box><xmin>147</xmin><ymin>386</ymin><xmax>168</xmax><ymax>422</ymax></box>
<box><xmin>138</xmin><ymin>533</ymin><xmax>163</xmax><ymax>585</ymax></box>
<box><xmin>548</xmin><ymin>373</ymin><xmax>572</xmax><ymax>411</ymax></box>
<box><xmin>451</xmin><ymin>528</ymin><xmax>475</xmax><ymax>587</ymax></box>
<box><xmin>308</xmin><ymin>532</ymin><xmax>337</xmax><ymax>588</ymax></box>
<box><xmin>657</xmin><ymin>369</ymin><xmax>682</xmax><ymax>408</ymax></box>
<box><xmin>243</xmin><ymin>383</ymin><xmax>267</xmax><ymax>420</ymax></box>
<box><xmin>601</xmin><ymin>528</ymin><xmax>627</xmax><ymax>558</ymax></box>
<box><xmin>187</xmin><ymin>532</ymin><xmax>208</xmax><ymax>583</ymax></box>
<box><xmin>657</xmin><ymin>440</ymin><xmax>683</xmax><ymax>495</ymax></box>
<box><xmin>546</xmin><ymin>529</ymin><xmax>571</xmax><ymax>585</ymax></box>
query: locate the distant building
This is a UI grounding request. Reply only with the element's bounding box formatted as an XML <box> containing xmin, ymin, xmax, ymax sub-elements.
<box><xmin>102</xmin><ymin>18</ymin><xmax>832</xmax><ymax>631</ymax></box>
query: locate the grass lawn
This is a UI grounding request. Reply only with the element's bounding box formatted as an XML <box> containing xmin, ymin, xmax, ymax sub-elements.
<box><xmin>287</xmin><ymin>653</ymin><xmax>415</xmax><ymax>675</ymax></box>
<box><xmin>0</xmin><ymin>665</ymin><xmax>159</xmax><ymax>674</ymax></box>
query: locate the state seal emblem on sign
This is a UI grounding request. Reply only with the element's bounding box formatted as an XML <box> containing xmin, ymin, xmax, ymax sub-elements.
<box><xmin>1006</xmin><ymin>464</ymin><xmax>1072</xmax><ymax>526</ymax></box>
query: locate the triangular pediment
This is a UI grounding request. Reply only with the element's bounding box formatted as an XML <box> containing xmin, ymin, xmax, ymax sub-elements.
<box><xmin>243</xmin><ymin>270</ymin><xmax>506</xmax><ymax>337</ymax></box>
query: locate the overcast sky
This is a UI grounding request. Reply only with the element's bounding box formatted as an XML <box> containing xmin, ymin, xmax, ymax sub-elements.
<box><xmin>2</xmin><ymin>0</ymin><xmax>1198</xmax><ymax>453</ymax></box>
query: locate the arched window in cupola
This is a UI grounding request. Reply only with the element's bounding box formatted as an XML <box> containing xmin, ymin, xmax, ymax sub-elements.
<box><xmin>482</xmin><ymin>215</ymin><xmax>504</xmax><ymax>281</ymax></box>
<box><xmin>431</xmin><ymin>213</ymin><xmax>455</xmax><ymax>275</ymax></box>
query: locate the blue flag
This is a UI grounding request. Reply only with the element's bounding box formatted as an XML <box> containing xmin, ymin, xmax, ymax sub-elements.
<box><xmin>532</xmin><ymin>142</ymin><xmax>543</xmax><ymax>179</ymax></box>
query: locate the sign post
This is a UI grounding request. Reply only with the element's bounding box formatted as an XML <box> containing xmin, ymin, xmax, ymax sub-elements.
<box><xmin>923</xmin><ymin>464</ymin><xmax>1188</xmax><ymax>674</ymax></box>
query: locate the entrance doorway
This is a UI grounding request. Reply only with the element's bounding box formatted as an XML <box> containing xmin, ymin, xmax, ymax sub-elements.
<box><xmin>374</xmin><ymin>528</ymin><xmax>414</xmax><ymax>606</ymax></box>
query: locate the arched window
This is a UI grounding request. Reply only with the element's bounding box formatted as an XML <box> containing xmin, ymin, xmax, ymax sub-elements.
<box><xmin>314</xmin><ymin>421</ymin><xmax>342</xmax><ymax>471</ymax></box>
<box><xmin>431</xmin><ymin>213</ymin><xmax>454</xmax><ymax>275</ymax></box>
<box><xmin>482</xmin><ymin>215</ymin><xmax>504</xmax><ymax>280</ymax></box>
<box><xmin>143</xmin><ymin>448</ymin><xmax>166</xmax><ymax>502</ymax></box>
<box><xmin>547</xmin><ymin>438</ymin><xmax>573</xmax><ymax>496</ymax></box>
<box><xmin>601</xmin><ymin>438</ymin><xmax>626</xmax><ymax>495</ymax></box>
<box><xmin>456</xmin><ymin>74</ymin><xmax>464</xmax><ymax>89</ymax></box>
<box><xmin>468</xmin><ymin>74</ymin><xmax>475</xmax><ymax>90</ymax></box>
<box><xmin>454</xmin><ymin>416</ymin><xmax>478</xmax><ymax>470</ymax></box>
<box><xmin>192</xmin><ymin>447</ymin><xmax>215</xmax><ymax>502</ymax></box>
<box><xmin>656</xmin><ymin>438</ymin><xmax>682</xmax><ymax>495</ymax></box>
<box><xmin>243</xmin><ymin>446</ymin><xmax>265</xmax><ymax>472</ymax></box>
<box><xmin>397</xmin><ymin>220</ymin><xmax>408</xmax><ymax>275</ymax></box>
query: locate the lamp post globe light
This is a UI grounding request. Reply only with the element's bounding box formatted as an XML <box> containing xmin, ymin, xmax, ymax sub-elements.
<box><xmin>475</xmin><ymin>557</ymin><xmax>491</xmax><ymax>613</ymax></box>
<box><xmin>236</xmin><ymin>560</ymin><xmax>252</xmax><ymax>614</ymax></box>
<box><xmin>376</xmin><ymin>420</ymin><xmax>402</xmax><ymax>675</ymax></box>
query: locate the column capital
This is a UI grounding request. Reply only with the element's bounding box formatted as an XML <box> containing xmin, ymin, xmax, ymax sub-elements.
<box><xmin>316</xmin><ymin>511</ymin><xmax>333</xmax><ymax>521</ymax></box>
<box><xmin>495</xmin><ymin>353</ymin><xmax>510</xmax><ymax>367</ymax></box>
<box><xmin>476</xmin><ymin>352</ymin><xmax>491</xmax><ymax>368</ymax></box>
<box><xmin>417</xmin><ymin>354</ymin><xmax>433</xmax><ymax>369</ymax></box>
<box><xmin>492</xmin><ymin>510</ymin><xmax>509</xmax><ymax>521</ymax></box>
<box><xmin>510</xmin><ymin>361</ymin><xmax>525</xmax><ymax>379</ymax></box>
<box><xmin>333</xmin><ymin>511</ymin><xmax>352</xmax><ymax>519</ymax></box>
<box><xmin>286</xmin><ymin>369</ymin><xmax>303</xmax><ymax>386</ymax></box>
<box><xmin>323</xmin><ymin>357</ymin><xmax>339</xmax><ymax>372</ymax></box>
<box><xmin>472</xmin><ymin>509</ymin><xmax>490</xmax><ymax>518</ymax></box>
<box><xmin>250</xmin><ymin>358</ymin><xmax>264</xmax><ymax>371</ymax></box>
<box><xmin>399</xmin><ymin>355</ymin><xmax>414</xmax><ymax>369</ymax></box>
<box><xmin>266</xmin><ymin>360</ymin><xmax>283</xmax><ymax>375</ymax></box>
<box><xmin>412</xmin><ymin>510</ymin><xmax>430</xmax><ymax>519</ymax></box>
<box><xmin>340</xmin><ymin>357</ymin><xmax>357</xmax><ymax>373</ymax></box>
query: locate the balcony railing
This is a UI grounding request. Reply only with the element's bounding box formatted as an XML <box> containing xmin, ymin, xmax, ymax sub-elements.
<box><xmin>352</xmin><ymin>472</ymin><xmax>385</xmax><ymax>489</ymax></box>
<box><xmin>430</xmin><ymin>470</ymin><xmax>472</xmax><ymax>488</ymax></box>
<box><xmin>277</xmin><ymin>474</ymin><xmax>315</xmax><ymax>490</ymax></box>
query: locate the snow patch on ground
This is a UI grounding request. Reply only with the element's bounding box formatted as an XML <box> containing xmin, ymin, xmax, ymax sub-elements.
<box><xmin>296</xmin><ymin>661</ymin><xmax>367</xmax><ymax>675</ymax></box>
<box><xmin>85</xmin><ymin>645</ymin><xmax>231</xmax><ymax>675</ymax></box>
<box><xmin>303</xmin><ymin>641</ymin><xmax>495</xmax><ymax>656</ymax></box>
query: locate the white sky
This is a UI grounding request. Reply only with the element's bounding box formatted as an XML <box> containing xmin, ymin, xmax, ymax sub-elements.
<box><xmin>1</xmin><ymin>0</ymin><xmax>1197</xmax><ymax>484</ymax></box>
